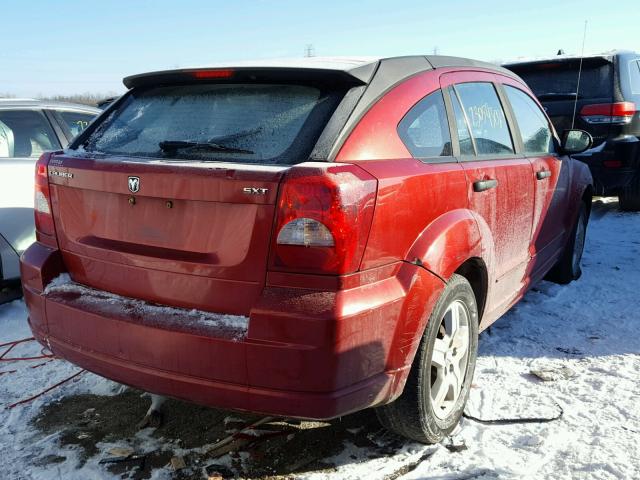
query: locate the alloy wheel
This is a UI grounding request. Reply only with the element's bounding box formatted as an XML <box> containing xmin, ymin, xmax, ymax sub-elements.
<box><xmin>429</xmin><ymin>299</ymin><xmax>471</xmax><ymax>420</ymax></box>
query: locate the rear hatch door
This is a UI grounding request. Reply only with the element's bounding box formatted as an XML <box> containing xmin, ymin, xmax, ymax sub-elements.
<box><xmin>506</xmin><ymin>57</ymin><xmax>614</xmax><ymax>146</ymax></box>
<box><xmin>49</xmin><ymin>78</ymin><xmax>351</xmax><ymax>315</ymax></box>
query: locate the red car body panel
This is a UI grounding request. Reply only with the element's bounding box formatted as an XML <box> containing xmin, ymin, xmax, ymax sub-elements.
<box><xmin>22</xmin><ymin>245</ymin><xmax>442</xmax><ymax>418</ymax></box>
<box><xmin>21</xmin><ymin>58</ymin><xmax>592</xmax><ymax>419</ymax></box>
<box><xmin>48</xmin><ymin>156</ymin><xmax>286</xmax><ymax>316</ymax></box>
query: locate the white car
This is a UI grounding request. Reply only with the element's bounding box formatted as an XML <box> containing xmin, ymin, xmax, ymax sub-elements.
<box><xmin>0</xmin><ymin>99</ymin><xmax>99</xmax><ymax>291</ymax></box>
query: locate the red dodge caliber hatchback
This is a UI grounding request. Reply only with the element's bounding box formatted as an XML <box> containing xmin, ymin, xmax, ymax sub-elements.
<box><xmin>21</xmin><ymin>56</ymin><xmax>593</xmax><ymax>443</ymax></box>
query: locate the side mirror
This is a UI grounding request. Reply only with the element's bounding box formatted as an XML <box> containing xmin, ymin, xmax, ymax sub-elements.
<box><xmin>561</xmin><ymin>129</ymin><xmax>593</xmax><ymax>155</ymax></box>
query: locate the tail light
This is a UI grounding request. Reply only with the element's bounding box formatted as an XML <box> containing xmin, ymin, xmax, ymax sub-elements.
<box><xmin>603</xmin><ymin>160</ymin><xmax>623</xmax><ymax>168</ymax></box>
<box><xmin>580</xmin><ymin>102</ymin><xmax>636</xmax><ymax>125</ymax></box>
<box><xmin>34</xmin><ymin>152</ymin><xmax>57</xmax><ymax>243</ymax></box>
<box><xmin>271</xmin><ymin>164</ymin><xmax>377</xmax><ymax>275</ymax></box>
<box><xmin>191</xmin><ymin>69</ymin><xmax>234</xmax><ymax>79</ymax></box>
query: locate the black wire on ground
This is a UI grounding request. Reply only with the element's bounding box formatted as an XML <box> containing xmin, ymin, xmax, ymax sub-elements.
<box><xmin>462</xmin><ymin>401</ymin><xmax>564</xmax><ymax>425</ymax></box>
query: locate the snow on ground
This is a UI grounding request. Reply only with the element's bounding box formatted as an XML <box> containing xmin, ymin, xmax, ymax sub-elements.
<box><xmin>0</xmin><ymin>302</ymin><xmax>120</xmax><ymax>479</ymax></box>
<box><xmin>0</xmin><ymin>198</ymin><xmax>638</xmax><ymax>479</ymax></box>
<box><xmin>401</xmin><ymin>198</ymin><xmax>640</xmax><ymax>479</ymax></box>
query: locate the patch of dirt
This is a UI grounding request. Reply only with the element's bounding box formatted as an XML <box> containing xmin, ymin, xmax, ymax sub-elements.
<box><xmin>35</xmin><ymin>390</ymin><xmax>148</xmax><ymax>460</ymax></box>
<box><xmin>31</xmin><ymin>389</ymin><xmax>411</xmax><ymax>479</ymax></box>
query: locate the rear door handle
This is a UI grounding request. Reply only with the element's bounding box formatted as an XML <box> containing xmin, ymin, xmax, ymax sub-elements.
<box><xmin>536</xmin><ymin>170</ymin><xmax>552</xmax><ymax>180</ymax></box>
<box><xmin>473</xmin><ymin>179</ymin><xmax>498</xmax><ymax>192</ymax></box>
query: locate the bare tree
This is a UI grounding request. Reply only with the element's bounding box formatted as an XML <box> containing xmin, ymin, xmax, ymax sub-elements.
<box><xmin>36</xmin><ymin>92</ymin><xmax>120</xmax><ymax>107</ymax></box>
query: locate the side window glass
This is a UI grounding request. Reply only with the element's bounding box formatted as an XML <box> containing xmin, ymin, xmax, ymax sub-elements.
<box><xmin>629</xmin><ymin>60</ymin><xmax>640</xmax><ymax>95</ymax></box>
<box><xmin>57</xmin><ymin>111</ymin><xmax>97</xmax><ymax>138</ymax></box>
<box><xmin>504</xmin><ymin>85</ymin><xmax>554</xmax><ymax>155</ymax></box>
<box><xmin>0</xmin><ymin>110</ymin><xmax>59</xmax><ymax>158</ymax></box>
<box><xmin>454</xmin><ymin>82</ymin><xmax>514</xmax><ymax>155</ymax></box>
<box><xmin>449</xmin><ymin>88</ymin><xmax>475</xmax><ymax>155</ymax></box>
<box><xmin>397</xmin><ymin>90</ymin><xmax>452</xmax><ymax>158</ymax></box>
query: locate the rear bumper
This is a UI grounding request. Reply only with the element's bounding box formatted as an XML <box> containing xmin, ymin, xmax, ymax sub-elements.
<box><xmin>30</xmin><ymin>317</ymin><xmax>395</xmax><ymax>419</ymax></box>
<box><xmin>21</xmin><ymin>242</ymin><xmax>443</xmax><ymax>420</ymax></box>
<box><xmin>573</xmin><ymin>135</ymin><xmax>640</xmax><ymax>195</ymax></box>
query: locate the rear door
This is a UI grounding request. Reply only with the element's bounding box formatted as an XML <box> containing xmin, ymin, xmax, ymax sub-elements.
<box><xmin>50</xmin><ymin>81</ymin><xmax>345</xmax><ymax>316</ymax></box>
<box><xmin>0</xmin><ymin>108</ymin><xmax>61</xmax><ymax>254</ymax></box>
<box><xmin>501</xmin><ymin>83</ymin><xmax>570</xmax><ymax>280</ymax></box>
<box><xmin>440</xmin><ymin>72</ymin><xmax>535</xmax><ymax>319</ymax></box>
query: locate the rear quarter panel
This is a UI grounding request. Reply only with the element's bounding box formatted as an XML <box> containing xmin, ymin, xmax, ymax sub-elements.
<box><xmin>336</xmin><ymin>69</ymin><xmax>482</xmax><ymax>278</ymax></box>
<box><xmin>335</xmin><ymin>69</ymin><xmax>489</xmax><ymax>386</ymax></box>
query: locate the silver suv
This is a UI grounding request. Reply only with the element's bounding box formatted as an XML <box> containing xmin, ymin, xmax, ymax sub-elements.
<box><xmin>0</xmin><ymin>99</ymin><xmax>99</xmax><ymax>291</ymax></box>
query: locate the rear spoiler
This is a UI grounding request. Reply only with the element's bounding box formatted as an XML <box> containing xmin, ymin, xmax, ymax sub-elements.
<box><xmin>123</xmin><ymin>65</ymin><xmax>378</xmax><ymax>89</ymax></box>
<box><xmin>504</xmin><ymin>55</ymin><xmax>614</xmax><ymax>71</ymax></box>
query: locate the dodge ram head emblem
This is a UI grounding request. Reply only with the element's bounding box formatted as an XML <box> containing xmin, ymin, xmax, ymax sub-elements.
<box><xmin>128</xmin><ymin>176</ymin><xmax>140</xmax><ymax>193</ymax></box>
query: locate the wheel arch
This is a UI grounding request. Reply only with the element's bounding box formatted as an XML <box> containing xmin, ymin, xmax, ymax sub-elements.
<box><xmin>453</xmin><ymin>257</ymin><xmax>488</xmax><ymax>324</ymax></box>
<box><xmin>404</xmin><ymin>208</ymin><xmax>494</xmax><ymax>327</ymax></box>
<box><xmin>385</xmin><ymin>210</ymin><xmax>493</xmax><ymax>399</ymax></box>
<box><xmin>405</xmin><ymin>208</ymin><xmax>490</xmax><ymax>281</ymax></box>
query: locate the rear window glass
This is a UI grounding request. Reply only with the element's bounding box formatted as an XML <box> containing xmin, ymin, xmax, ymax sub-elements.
<box><xmin>78</xmin><ymin>84</ymin><xmax>342</xmax><ymax>164</ymax></box>
<box><xmin>508</xmin><ymin>60</ymin><xmax>613</xmax><ymax>100</ymax></box>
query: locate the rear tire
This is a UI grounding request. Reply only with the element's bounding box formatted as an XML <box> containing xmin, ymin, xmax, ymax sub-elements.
<box><xmin>546</xmin><ymin>202</ymin><xmax>588</xmax><ymax>284</ymax></box>
<box><xmin>619</xmin><ymin>175</ymin><xmax>640</xmax><ymax>211</ymax></box>
<box><xmin>375</xmin><ymin>274</ymin><xmax>478</xmax><ymax>444</ymax></box>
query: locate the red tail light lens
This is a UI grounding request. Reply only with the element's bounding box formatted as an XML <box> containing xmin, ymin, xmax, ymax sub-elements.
<box><xmin>603</xmin><ymin>160</ymin><xmax>623</xmax><ymax>168</ymax></box>
<box><xmin>580</xmin><ymin>102</ymin><xmax>636</xmax><ymax>124</ymax></box>
<box><xmin>34</xmin><ymin>152</ymin><xmax>56</xmax><ymax>239</ymax></box>
<box><xmin>271</xmin><ymin>164</ymin><xmax>377</xmax><ymax>275</ymax></box>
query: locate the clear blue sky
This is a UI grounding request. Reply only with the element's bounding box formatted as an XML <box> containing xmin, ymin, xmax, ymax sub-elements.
<box><xmin>2</xmin><ymin>0</ymin><xmax>639</xmax><ymax>97</ymax></box>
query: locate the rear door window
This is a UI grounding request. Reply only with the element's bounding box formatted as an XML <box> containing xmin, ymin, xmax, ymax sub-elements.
<box><xmin>55</xmin><ymin>110</ymin><xmax>97</xmax><ymax>139</ymax></box>
<box><xmin>397</xmin><ymin>90</ymin><xmax>452</xmax><ymax>159</ymax></box>
<box><xmin>454</xmin><ymin>82</ymin><xmax>514</xmax><ymax>155</ymax></box>
<box><xmin>449</xmin><ymin>88</ymin><xmax>475</xmax><ymax>155</ymax></box>
<box><xmin>0</xmin><ymin>110</ymin><xmax>59</xmax><ymax>158</ymax></box>
<box><xmin>79</xmin><ymin>84</ymin><xmax>343</xmax><ymax>165</ymax></box>
<box><xmin>504</xmin><ymin>86</ymin><xmax>555</xmax><ymax>155</ymax></box>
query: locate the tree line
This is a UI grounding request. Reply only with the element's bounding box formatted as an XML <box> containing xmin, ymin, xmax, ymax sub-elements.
<box><xmin>1</xmin><ymin>92</ymin><xmax>119</xmax><ymax>107</ymax></box>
